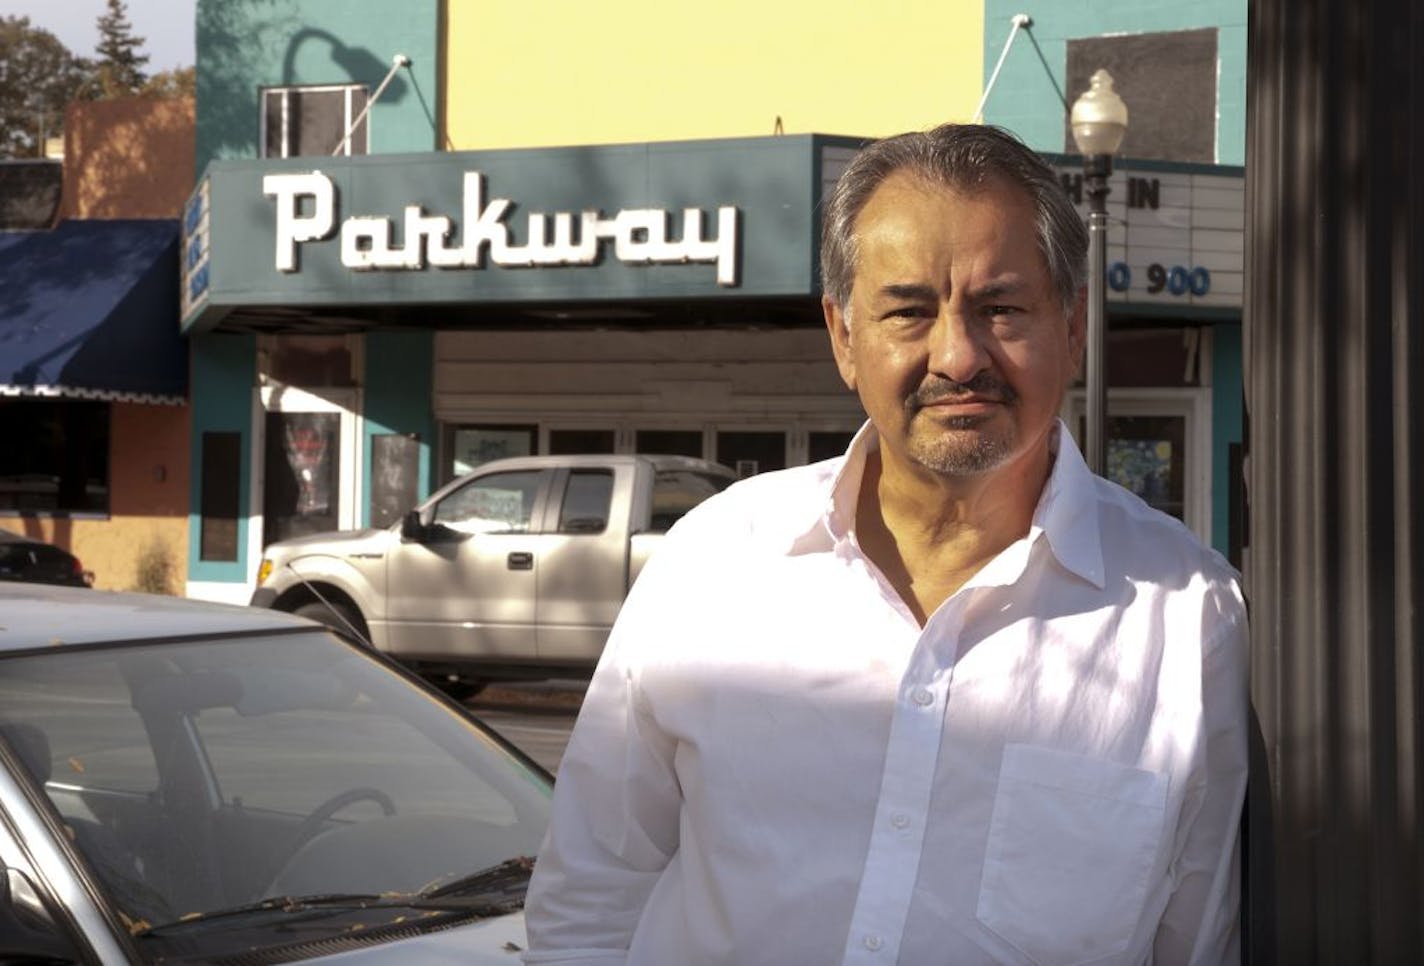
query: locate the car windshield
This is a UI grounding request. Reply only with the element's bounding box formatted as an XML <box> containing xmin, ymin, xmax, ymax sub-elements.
<box><xmin>0</xmin><ymin>630</ymin><xmax>550</xmax><ymax>957</ymax></box>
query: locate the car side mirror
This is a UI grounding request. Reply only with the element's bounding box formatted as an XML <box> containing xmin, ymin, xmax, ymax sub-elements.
<box><xmin>0</xmin><ymin>866</ymin><xmax>82</xmax><ymax>963</ymax></box>
<box><xmin>400</xmin><ymin>510</ymin><xmax>426</xmax><ymax>542</ymax></box>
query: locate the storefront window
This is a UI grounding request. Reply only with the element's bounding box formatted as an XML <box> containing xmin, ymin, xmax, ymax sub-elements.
<box><xmin>446</xmin><ymin>425</ymin><xmax>536</xmax><ymax>479</ymax></box>
<box><xmin>0</xmin><ymin>400</ymin><xmax>109</xmax><ymax>515</ymax></box>
<box><xmin>717</xmin><ymin>431</ymin><xmax>786</xmax><ymax>478</ymax></box>
<box><xmin>635</xmin><ymin>429</ymin><xmax>703</xmax><ymax>459</ymax></box>
<box><xmin>1077</xmin><ymin>414</ymin><xmax>1188</xmax><ymax>522</ymax></box>
<box><xmin>549</xmin><ymin>429</ymin><xmax>616</xmax><ymax>454</ymax></box>
<box><xmin>808</xmin><ymin>431</ymin><xmax>857</xmax><ymax>463</ymax></box>
<box><xmin>263</xmin><ymin>412</ymin><xmax>340</xmax><ymax>546</ymax></box>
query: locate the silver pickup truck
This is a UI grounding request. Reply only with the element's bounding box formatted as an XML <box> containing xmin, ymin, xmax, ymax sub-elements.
<box><xmin>249</xmin><ymin>454</ymin><xmax>734</xmax><ymax>694</ymax></box>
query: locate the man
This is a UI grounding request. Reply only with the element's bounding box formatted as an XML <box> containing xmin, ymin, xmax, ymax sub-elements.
<box><xmin>524</xmin><ymin>124</ymin><xmax>1248</xmax><ymax>966</ymax></box>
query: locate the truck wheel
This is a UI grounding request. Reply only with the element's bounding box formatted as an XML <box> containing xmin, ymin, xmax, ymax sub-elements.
<box><xmin>428</xmin><ymin>676</ymin><xmax>489</xmax><ymax>702</ymax></box>
<box><xmin>293</xmin><ymin>600</ymin><xmax>369</xmax><ymax>645</ymax></box>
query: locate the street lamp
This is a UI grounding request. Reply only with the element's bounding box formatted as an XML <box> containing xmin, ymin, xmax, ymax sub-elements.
<box><xmin>1070</xmin><ymin>69</ymin><xmax>1128</xmax><ymax>476</ymax></box>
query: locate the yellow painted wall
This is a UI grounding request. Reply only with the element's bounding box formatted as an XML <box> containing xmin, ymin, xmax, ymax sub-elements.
<box><xmin>444</xmin><ymin>0</ymin><xmax>984</xmax><ymax>149</ymax></box>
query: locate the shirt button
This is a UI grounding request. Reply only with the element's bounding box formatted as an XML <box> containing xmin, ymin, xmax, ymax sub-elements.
<box><xmin>863</xmin><ymin>935</ymin><xmax>883</xmax><ymax>951</ymax></box>
<box><xmin>891</xmin><ymin>813</ymin><xmax>910</xmax><ymax>829</ymax></box>
<box><xmin>911</xmin><ymin>687</ymin><xmax>934</xmax><ymax>707</ymax></box>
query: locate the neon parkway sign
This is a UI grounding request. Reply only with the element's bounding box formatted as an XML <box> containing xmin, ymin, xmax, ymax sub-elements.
<box><xmin>262</xmin><ymin>171</ymin><xmax>741</xmax><ymax>286</ymax></box>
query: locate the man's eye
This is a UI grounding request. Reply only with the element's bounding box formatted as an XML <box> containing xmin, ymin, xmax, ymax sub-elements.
<box><xmin>884</xmin><ymin>305</ymin><xmax>933</xmax><ymax>320</ymax></box>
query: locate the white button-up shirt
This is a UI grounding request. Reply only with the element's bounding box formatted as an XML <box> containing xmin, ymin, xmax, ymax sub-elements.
<box><xmin>525</xmin><ymin>421</ymin><xmax>1249</xmax><ymax>966</ymax></box>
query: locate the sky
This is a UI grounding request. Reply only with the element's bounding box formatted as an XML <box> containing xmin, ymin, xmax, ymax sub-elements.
<box><xmin>0</xmin><ymin>0</ymin><xmax>196</xmax><ymax>72</ymax></box>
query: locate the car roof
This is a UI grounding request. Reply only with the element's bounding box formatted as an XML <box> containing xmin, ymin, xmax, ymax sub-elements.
<box><xmin>459</xmin><ymin>453</ymin><xmax>736</xmax><ymax>475</ymax></box>
<box><xmin>0</xmin><ymin>584</ymin><xmax>313</xmax><ymax>653</ymax></box>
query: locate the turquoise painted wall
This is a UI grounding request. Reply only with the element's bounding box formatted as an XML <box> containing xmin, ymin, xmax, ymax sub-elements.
<box><xmin>362</xmin><ymin>330</ymin><xmax>435</xmax><ymax>526</ymax></box>
<box><xmin>1211</xmin><ymin>323</ymin><xmax>1243</xmax><ymax>558</ymax></box>
<box><xmin>980</xmin><ymin>1</ymin><xmax>1247</xmax><ymax>164</ymax></box>
<box><xmin>189</xmin><ymin>2</ymin><xmax>441</xmax><ymax>589</ymax></box>
<box><xmin>195</xmin><ymin>0</ymin><xmax>440</xmax><ymax>173</ymax></box>
<box><xmin>188</xmin><ymin>334</ymin><xmax>256</xmax><ymax>581</ymax></box>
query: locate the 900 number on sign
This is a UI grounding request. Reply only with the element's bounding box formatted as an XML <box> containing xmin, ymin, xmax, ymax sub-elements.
<box><xmin>1107</xmin><ymin>262</ymin><xmax>1211</xmax><ymax>297</ymax></box>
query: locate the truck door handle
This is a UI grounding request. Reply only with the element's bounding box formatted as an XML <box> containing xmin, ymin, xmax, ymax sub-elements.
<box><xmin>507</xmin><ymin>552</ymin><xmax>534</xmax><ymax>570</ymax></box>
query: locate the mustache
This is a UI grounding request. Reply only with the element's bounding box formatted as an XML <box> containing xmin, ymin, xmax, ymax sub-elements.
<box><xmin>906</xmin><ymin>373</ymin><xmax>1018</xmax><ymax>409</ymax></box>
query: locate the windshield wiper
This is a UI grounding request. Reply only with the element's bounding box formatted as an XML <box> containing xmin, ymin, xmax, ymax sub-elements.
<box><xmin>132</xmin><ymin>858</ymin><xmax>536</xmax><ymax>938</ymax></box>
<box><xmin>418</xmin><ymin>855</ymin><xmax>535</xmax><ymax>900</ymax></box>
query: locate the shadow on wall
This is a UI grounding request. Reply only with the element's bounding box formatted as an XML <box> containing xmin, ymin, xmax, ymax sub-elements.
<box><xmin>198</xmin><ymin>0</ymin><xmax>410</xmax><ymax>166</ymax></box>
<box><xmin>281</xmin><ymin>28</ymin><xmax>408</xmax><ymax>104</ymax></box>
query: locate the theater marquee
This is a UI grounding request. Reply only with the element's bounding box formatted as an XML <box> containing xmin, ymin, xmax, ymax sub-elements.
<box><xmin>180</xmin><ymin>136</ymin><xmax>841</xmax><ymax>333</ymax></box>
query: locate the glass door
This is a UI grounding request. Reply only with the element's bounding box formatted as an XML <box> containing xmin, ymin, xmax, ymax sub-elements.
<box><xmin>1065</xmin><ymin>390</ymin><xmax>1211</xmax><ymax>542</ymax></box>
<box><xmin>256</xmin><ymin>386</ymin><xmax>361</xmax><ymax>553</ymax></box>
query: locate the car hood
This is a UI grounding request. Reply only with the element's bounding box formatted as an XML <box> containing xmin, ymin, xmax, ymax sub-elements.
<box><xmin>306</xmin><ymin>909</ymin><xmax>528</xmax><ymax>964</ymax></box>
<box><xmin>266</xmin><ymin>528</ymin><xmax>390</xmax><ymax>557</ymax></box>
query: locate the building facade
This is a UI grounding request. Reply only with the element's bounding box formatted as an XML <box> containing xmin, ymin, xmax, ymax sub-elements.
<box><xmin>187</xmin><ymin>0</ymin><xmax>443</xmax><ymax>601</ymax></box>
<box><xmin>980</xmin><ymin>0</ymin><xmax>1249</xmax><ymax>561</ymax></box>
<box><xmin>0</xmin><ymin>97</ymin><xmax>194</xmax><ymax>594</ymax></box>
<box><xmin>183</xmin><ymin>0</ymin><xmax>1249</xmax><ymax>603</ymax></box>
<box><xmin>184</xmin><ymin>0</ymin><xmax>988</xmax><ymax>602</ymax></box>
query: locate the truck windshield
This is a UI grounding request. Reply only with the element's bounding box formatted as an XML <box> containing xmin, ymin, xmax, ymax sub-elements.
<box><xmin>650</xmin><ymin>469</ymin><xmax>732</xmax><ymax>532</ymax></box>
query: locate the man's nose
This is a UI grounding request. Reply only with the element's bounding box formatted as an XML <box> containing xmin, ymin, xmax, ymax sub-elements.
<box><xmin>928</xmin><ymin>310</ymin><xmax>991</xmax><ymax>383</ymax></box>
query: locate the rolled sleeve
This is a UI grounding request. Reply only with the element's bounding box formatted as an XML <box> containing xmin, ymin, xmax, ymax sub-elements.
<box><xmin>523</xmin><ymin>541</ymin><xmax>688</xmax><ymax>962</ymax></box>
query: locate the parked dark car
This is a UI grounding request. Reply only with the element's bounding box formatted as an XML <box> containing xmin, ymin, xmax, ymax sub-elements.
<box><xmin>0</xmin><ymin>529</ymin><xmax>92</xmax><ymax>587</ymax></box>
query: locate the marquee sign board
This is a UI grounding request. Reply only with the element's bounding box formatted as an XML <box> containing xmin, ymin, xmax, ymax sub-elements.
<box><xmin>1050</xmin><ymin>159</ymin><xmax>1245</xmax><ymax>311</ymax></box>
<box><xmin>181</xmin><ymin>137</ymin><xmax>833</xmax><ymax>333</ymax></box>
<box><xmin>263</xmin><ymin>171</ymin><xmax>739</xmax><ymax>284</ymax></box>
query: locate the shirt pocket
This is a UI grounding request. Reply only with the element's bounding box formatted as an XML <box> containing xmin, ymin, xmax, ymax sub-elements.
<box><xmin>975</xmin><ymin>744</ymin><xmax>1168</xmax><ymax>966</ymax></box>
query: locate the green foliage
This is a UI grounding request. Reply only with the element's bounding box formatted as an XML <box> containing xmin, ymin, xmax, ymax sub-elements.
<box><xmin>141</xmin><ymin>66</ymin><xmax>196</xmax><ymax>100</ymax></box>
<box><xmin>132</xmin><ymin>537</ymin><xmax>176</xmax><ymax>596</ymax></box>
<box><xmin>0</xmin><ymin>16</ymin><xmax>94</xmax><ymax>158</ymax></box>
<box><xmin>94</xmin><ymin>0</ymin><xmax>150</xmax><ymax>96</ymax></box>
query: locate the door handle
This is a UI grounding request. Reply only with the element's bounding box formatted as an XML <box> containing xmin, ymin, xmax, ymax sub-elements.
<box><xmin>507</xmin><ymin>552</ymin><xmax>534</xmax><ymax>571</ymax></box>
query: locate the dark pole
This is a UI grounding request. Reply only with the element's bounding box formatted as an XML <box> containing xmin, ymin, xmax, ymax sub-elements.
<box><xmin>1083</xmin><ymin>153</ymin><xmax>1111</xmax><ymax>476</ymax></box>
<box><xmin>1247</xmin><ymin>0</ymin><xmax>1424</xmax><ymax>958</ymax></box>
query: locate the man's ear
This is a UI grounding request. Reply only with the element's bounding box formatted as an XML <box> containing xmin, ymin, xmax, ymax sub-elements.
<box><xmin>1067</xmin><ymin>288</ymin><xmax>1088</xmax><ymax>379</ymax></box>
<box><xmin>823</xmin><ymin>296</ymin><xmax>857</xmax><ymax>391</ymax></box>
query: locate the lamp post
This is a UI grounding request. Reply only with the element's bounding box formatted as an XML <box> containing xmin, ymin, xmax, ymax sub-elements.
<box><xmin>1070</xmin><ymin>69</ymin><xmax>1128</xmax><ymax>476</ymax></box>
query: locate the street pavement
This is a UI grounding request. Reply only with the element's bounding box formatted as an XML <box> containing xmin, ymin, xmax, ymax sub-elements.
<box><xmin>466</xmin><ymin>681</ymin><xmax>586</xmax><ymax>775</ymax></box>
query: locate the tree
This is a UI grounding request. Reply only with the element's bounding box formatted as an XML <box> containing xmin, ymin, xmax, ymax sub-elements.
<box><xmin>94</xmin><ymin>0</ymin><xmax>149</xmax><ymax>96</ymax></box>
<box><xmin>140</xmin><ymin>66</ymin><xmax>196</xmax><ymax>100</ymax></box>
<box><xmin>0</xmin><ymin>17</ymin><xmax>93</xmax><ymax>158</ymax></box>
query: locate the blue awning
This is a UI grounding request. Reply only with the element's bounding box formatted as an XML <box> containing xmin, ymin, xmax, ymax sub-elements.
<box><xmin>0</xmin><ymin>220</ymin><xmax>186</xmax><ymax>402</ymax></box>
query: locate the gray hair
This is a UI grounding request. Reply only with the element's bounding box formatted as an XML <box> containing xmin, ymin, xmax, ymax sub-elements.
<box><xmin>819</xmin><ymin>123</ymin><xmax>1087</xmax><ymax>318</ymax></box>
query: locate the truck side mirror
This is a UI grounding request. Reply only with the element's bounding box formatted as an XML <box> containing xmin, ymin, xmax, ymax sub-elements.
<box><xmin>0</xmin><ymin>866</ymin><xmax>82</xmax><ymax>963</ymax></box>
<box><xmin>400</xmin><ymin>510</ymin><xmax>426</xmax><ymax>542</ymax></box>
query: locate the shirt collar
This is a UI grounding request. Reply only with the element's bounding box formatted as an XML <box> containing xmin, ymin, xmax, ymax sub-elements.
<box><xmin>822</xmin><ymin>420</ymin><xmax>878</xmax><ymax>545</ymax></box>
<box><xmin>1030</xmin><ymin>421</ymin><xmax>1106</xmax><ymax>589</ymax></box>
<box><xmin>813</xmin><ymin>420</ymin><xmax>1104</xmax><ymax>589</ymax></box>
